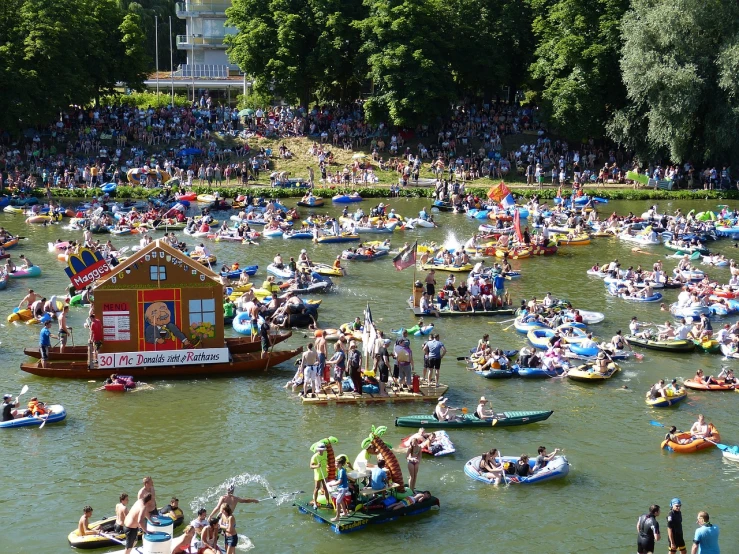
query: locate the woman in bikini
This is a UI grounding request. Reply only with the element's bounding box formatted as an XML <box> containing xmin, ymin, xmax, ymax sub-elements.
<box><xmin>406</xmin><ymin>437</ymin><xmax>423</xmax><ymax>490</ymax></box>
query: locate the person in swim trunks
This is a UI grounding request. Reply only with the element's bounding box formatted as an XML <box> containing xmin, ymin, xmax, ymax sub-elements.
<box><xmin>123</xmin><ymin>493</ymin><xmax>152</xmax><ymax>554</ymax></box>
<box><xmin>666</xmin><ymin>498</ymin><xmax>686</xmax><ymax>554</ymax></box>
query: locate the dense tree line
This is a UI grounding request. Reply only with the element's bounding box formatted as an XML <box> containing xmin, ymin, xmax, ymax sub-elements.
<box><xmin>2</xmin><ymin>0</ymin><xmax>738</xmax><ymax>167</ymax></box>
<box><xmin>0</xmin><ymin>0</ymin><xmax>149</xmax><ymax>132</ymax></box>
<box><xmin>226</xmin><ymin>0</ymin><xmax>739</xmax><ymax>165</ymax></box>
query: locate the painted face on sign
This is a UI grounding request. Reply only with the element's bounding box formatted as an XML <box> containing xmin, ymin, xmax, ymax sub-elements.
<box><xmin>145</xmin><ymin>302</ymin><xmax>171</xmax><ymax>327</ymax></box>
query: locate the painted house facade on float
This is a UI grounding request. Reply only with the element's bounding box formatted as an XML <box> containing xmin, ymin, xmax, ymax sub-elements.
<box><xmin>92</xmin><ymin>240</ymin><xmax>226</xmax><ymax>368</ymax></box>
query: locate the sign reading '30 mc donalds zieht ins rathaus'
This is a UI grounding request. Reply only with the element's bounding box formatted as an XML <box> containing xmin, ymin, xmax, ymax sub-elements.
<box><xmin>98</xmin><ymin>348</ymin><xmax>230</xmax><ymax>369</ymax></box>
<box><xmin>64</xmin><ymin>248</ymin><xmax>112</xmax><ymax>289</ymax></box>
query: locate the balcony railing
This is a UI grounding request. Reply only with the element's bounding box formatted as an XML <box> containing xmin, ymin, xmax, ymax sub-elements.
<box><xmin>175</xmin><ymin>1</ymin><xmax>231</xmax><ymax>16</ymax></box>
<box><xmin>176</xmin><ymin>34</ymin><xmax>229</xmax><ymax>48</ymax></box>
<box><xmin>174</xmin><ymin>64</ymin><xmax>233</xmax><ymax>79</ymax></box>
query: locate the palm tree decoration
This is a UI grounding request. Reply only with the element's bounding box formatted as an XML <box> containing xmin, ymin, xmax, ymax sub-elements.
<box><xmin>361</xmin><ymin>425</ymin><xmax>405</xmax><ymax>492</ymax></box>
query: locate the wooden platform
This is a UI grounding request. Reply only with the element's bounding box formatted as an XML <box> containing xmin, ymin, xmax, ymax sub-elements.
<box><xmin>294</xmin><ymin>494</ymin><xmax>440</xmax><ymax>534</ymax></box>
<box><xmin>298</xmin><ymin>381</ymin><xmax>448</xmax><ymax>405</ymax></box>
<box><xmin>407</xmin><ymin>299</ymin><xmax>515</xmax><ymax>317</ymax></box>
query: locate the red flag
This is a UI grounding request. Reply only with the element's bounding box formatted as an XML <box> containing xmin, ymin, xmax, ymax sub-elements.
<box><xmin>393</xmin><ymin>241</ymin><xmax>417</xmax><ymax>271</ymax></box>
<box><xmin>513</xmin><ymin>210</ymin><xmax>523</xmax><ymax>243</ymax></box>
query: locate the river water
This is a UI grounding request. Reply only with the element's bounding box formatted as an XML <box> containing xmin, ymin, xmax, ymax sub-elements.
<box><xmin>2</xmin><ymin>197</ymin><xmax>738</xmax><ymax>553</ymax></box>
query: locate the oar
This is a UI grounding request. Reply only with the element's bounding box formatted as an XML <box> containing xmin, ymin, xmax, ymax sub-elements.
<box><xmin>38</xmin><ymin>408</ymin><xmax>52</xmax><ymax>429</ymax></box>
<box><xmin>703</xmin><ymin>438</ymin><xmax>733</xmax><ymax>451</ymax></box>
<box><xmin>649</xmin><ymin>420</ymin><xmax>666</xmax><ymax>427</ymax></box>
<box><xmin>17</xmin><ymin>384</ymin><xmax>29</xmax><ymax>400</ymax></box>
<box><xmin>502</xmin><ymin>320</ymin><xmax>518</xmax><ymax>332</ymax></box>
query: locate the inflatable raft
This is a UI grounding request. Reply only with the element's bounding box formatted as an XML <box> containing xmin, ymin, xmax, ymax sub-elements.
<box><xmin>661</xmin><ymin>425</ymin><xmax>719</xmax><ymax>453</ymax></box>
<box><xmin>400</xmin><ymin>430</ymin><xmax>455</xmax><ymax>456</ymax></box>
<box><xmin>0</xmin><ymin>404</ymin><xmax>66</xmax><ymax>428</ymax></box>
<box><xmin>464</xmin><ymin>455</ymin><xmax>570</xmax><ymax>485</ymax></box>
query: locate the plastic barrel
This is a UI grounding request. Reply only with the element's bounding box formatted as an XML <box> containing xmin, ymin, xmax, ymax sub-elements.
<box><xmin>142</xmin><ymin>531</ymin><xmax>171</xmax><ymax>554</ymax></box>
<box><xmin>146</xmin><ymin>515</ymin><xmax>173</xmax><ymax>537</ymax></box>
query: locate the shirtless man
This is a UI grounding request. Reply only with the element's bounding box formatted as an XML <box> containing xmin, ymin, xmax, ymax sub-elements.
<box><xmin>689</xmin><ymin>414</ymin><xmax>710</xmax><ymax>439</ymax></box>
<box><xmin>78</xmin><ymin>506</ymin><xmax>96</xmax><ymax>538</ymax></box>
<box><xmin>123</xmin><ymin>493</ymin><xmax>153</xmax><ymax>554</ymax></box>
<box><xmin>314</xmin><ymin>332</ymin><xmax>328</xmax><ymax>379</ymax></box>
<box><xmin>137</xmin><ymin>476</ymin><xmax>157</xmax><ymax>516</ymax></box>
<box><xmin>18</xmin><ymin>289</ymin><xmax>38</xmax><ymax>309</ymax></box>
<box><xmin>208</xmin><ymin>484</ymin><xmax>259</xmax><ymax>519</ymax></box>
<box><xmin>114</xmin><ymin>493</ymin><xmax>129</xmax><ymax>534</ymax></box>
<box><xmin>57</xmin><ymin>305</ymin><xmax>70</xmax><ymax>354</ymax></box>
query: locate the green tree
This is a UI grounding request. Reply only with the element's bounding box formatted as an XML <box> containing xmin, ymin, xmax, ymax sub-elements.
<box><xmin>528</xmin><ymin>0</ymin><xmax>629</xmax><ymax>140</ymax></box>
<box><xmin>610</xmin><ymin>0</ymin><xmax>739</xmax><ymax>164</ymax></box>
<box><xmin>357</xmin><ymin>0</ymin><xmax>455</xmax><ymax>126</ymax></box>
<box><xmin>450</xmin><ymin>0</ymin><xmax>535</xmax><ymax>102</ymax></box>
<box><xmin>0</xmin><ymin>0</ymin><xmax>149</xmax><ymax>133</ymax></box>
<box><xmin>226</xmin><ymin>0</ymin><xmax>364</xmax><ymax>106</ymax></box>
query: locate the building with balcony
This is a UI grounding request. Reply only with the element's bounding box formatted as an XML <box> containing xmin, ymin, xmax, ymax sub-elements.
<box><xmin>175</xmin><ymin>0</ymin><xmax>237</xmax><ymax>78</ymax></box>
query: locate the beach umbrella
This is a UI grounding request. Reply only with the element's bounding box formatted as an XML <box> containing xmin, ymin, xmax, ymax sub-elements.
<box><xmin>238</xmin><ymin>108</ymin><xmax>254</xmax><ymax>117</ymax></box>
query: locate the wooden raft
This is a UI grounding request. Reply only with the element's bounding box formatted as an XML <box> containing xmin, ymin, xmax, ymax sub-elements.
<box><xmin>299</xmin><ymin>381</ymin><xmax>449</xmax><ymax>405</ymax></box>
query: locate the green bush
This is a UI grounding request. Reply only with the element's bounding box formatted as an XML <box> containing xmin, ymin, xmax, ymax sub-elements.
<box><xmin>98</xmin><ymin>92</ymin><xmax>191</xmax><ymax>109</ymax></box>
<box><xmin>39</xmin><ymin>184</ymin><xmax>739</xmax><ymax>202</ymax></box>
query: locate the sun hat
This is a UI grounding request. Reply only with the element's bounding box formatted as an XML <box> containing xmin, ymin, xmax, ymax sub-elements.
<box><xmin>437</xmin><ymin>397</ymin><xmax>448</xmax><ymax>404</ymax></box>
<box><xmin>479</xmin><ymin>396</ymin><xmax>488</xmax><ymax>403</ymax></box>
<box><xmin>315</xmin><ymin>444</ymin><xmax>327</xmax><ymax>451</ymax></box>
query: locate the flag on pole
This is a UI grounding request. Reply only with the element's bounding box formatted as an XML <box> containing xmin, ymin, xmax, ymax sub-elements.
<box><xmin>393</xmin><ymin>240</ymin><xmax>418</xmax><ymax>271</ymax></box>
<box><xmin>362</xmin><ymin>303</ymin><xmax>377</xmax><ymax>365</ymax></box>
<box><xmin>501</xmin><ymin>193</ymin><xmax>516</xmax><ymax>208</ymax></box>
<box><xmin>487</xmin><ymin>182</ymin><xmax>511</xmax><ymax>202</ymax></box>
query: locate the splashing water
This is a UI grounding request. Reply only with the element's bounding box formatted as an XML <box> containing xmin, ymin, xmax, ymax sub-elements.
<box><xmin>189</xmin><ymin>473</ymin><xmax>274</xmax><ymax>513</ymax></box>
<box><xmin>237</xmin><ymin>534</ymin><xmax>255</xmax><ymax>551</ymax></box>
<box><xmin>441</xmin><ymin>231</ymin><xmax>463</xmax><ymax>253</ymax></box>
<box><xmin>189</xmin><ymin>472</ymin><xmax>304</xmax><ymax>513</ymax></box>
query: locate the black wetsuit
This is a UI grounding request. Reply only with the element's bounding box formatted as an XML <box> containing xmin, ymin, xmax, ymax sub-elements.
<box><xmin>637</xmin><ymin>513</ymin><xmax>660</xmax><ymax>554</ymax></box>
<box><xmin>667</xmin><ymin>509</ymin><xmax>685</xmax><ymax>552</ymax></box>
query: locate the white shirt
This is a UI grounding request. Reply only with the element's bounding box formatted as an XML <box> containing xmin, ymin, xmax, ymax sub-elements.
<box><xmin>675</xmin><ymin>325</ymin><xmax>691</xmax><ymax>339</ymax></box>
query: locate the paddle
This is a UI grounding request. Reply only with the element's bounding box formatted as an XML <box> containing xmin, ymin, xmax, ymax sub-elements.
<box><xmin>17</xmin><ymin>384</ymin><xmax>29</xmax><ymax>400</ymax></box>
<box><xmin>703</xmin><ymin>438</ymin><xmax>733</xmax><ymax>451</ymax></box>
<box><xmin>502</xmin><ymin>320</ymin><xmax>518</xmax><ymax>332</ymax></box>
<box><xmin>38</xmin><ymin>407</ymin><xmax>52</xmax><ymax>429</ymax></box>
<box><xmin>649</xmin><ymin>420</ymin><xmax>675</xmax><ymax>451</ymax></box>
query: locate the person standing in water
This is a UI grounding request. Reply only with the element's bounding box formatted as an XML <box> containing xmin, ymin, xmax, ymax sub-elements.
<box><xmin>123</xmin><ymin>493</ymin><xmax>153</xmax><ymax>554</ymax></box>
<box><xmin>219</xmin><ymin>504</ymin><xmax>238</xmax><ymax>554</ymax></box>
<box><xmin>208</xmin><ymin>484</ymin><xmax>259</xmax><ymax>519</ymax></box>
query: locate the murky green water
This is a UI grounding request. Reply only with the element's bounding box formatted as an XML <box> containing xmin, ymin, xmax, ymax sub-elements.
<box><xmin>2</xmin><ymin>196</ymin><xmax>738</xmax><ymax>553</ymax></box>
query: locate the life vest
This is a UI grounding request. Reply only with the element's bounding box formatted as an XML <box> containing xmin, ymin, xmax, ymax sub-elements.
<box><xmin>27</xmin><ymin>400</ymin><xmax>45</xmax><ymax>416</ymax></box>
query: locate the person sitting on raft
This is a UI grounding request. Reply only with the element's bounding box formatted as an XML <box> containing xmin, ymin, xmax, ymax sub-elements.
<box><xmin>595</xmin><ymin>352</ymin><xmax>611</xmax><ymax>374</ymax></box>
<box><xmin>665</xmin><ymin>426</ymin><xmax>691</xmax><ymax>445</ymax></box>
<box><xmin>478</xmin><ymin>448</ymin><xmax>505</xmax><ymax>485</ymax></box>
<box><xmin>689</xmin><ymin>414</ymin><xmax>712</xmax><ymax>439</ymax></box>
<box><xmin>694</xmin><ymin>368</ymin><xmax>718</xmax><ymax>386</ymax></box>
<box><xmin>647</xmin><ymin>380</ymin><xmax>667</xmax><ymax>400</ymax></box>
<box><xmin>24</xmin><ymin>396</ymin><xmax>47</xmax><ymax>417</ymax></box>
<box><xmin>77</xmin><ymin>505</ymin><xmax>96</xmax><ymax>538</ymax></box>
<box><xmin>718</xmin><ymin>367</ymin><xmax>737</xmax><ymax>384</ymax></box>
<box><xmin>385</xmin><ymin>491</ymin><xmax>433</xmax><ymax>511</ymax></box>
